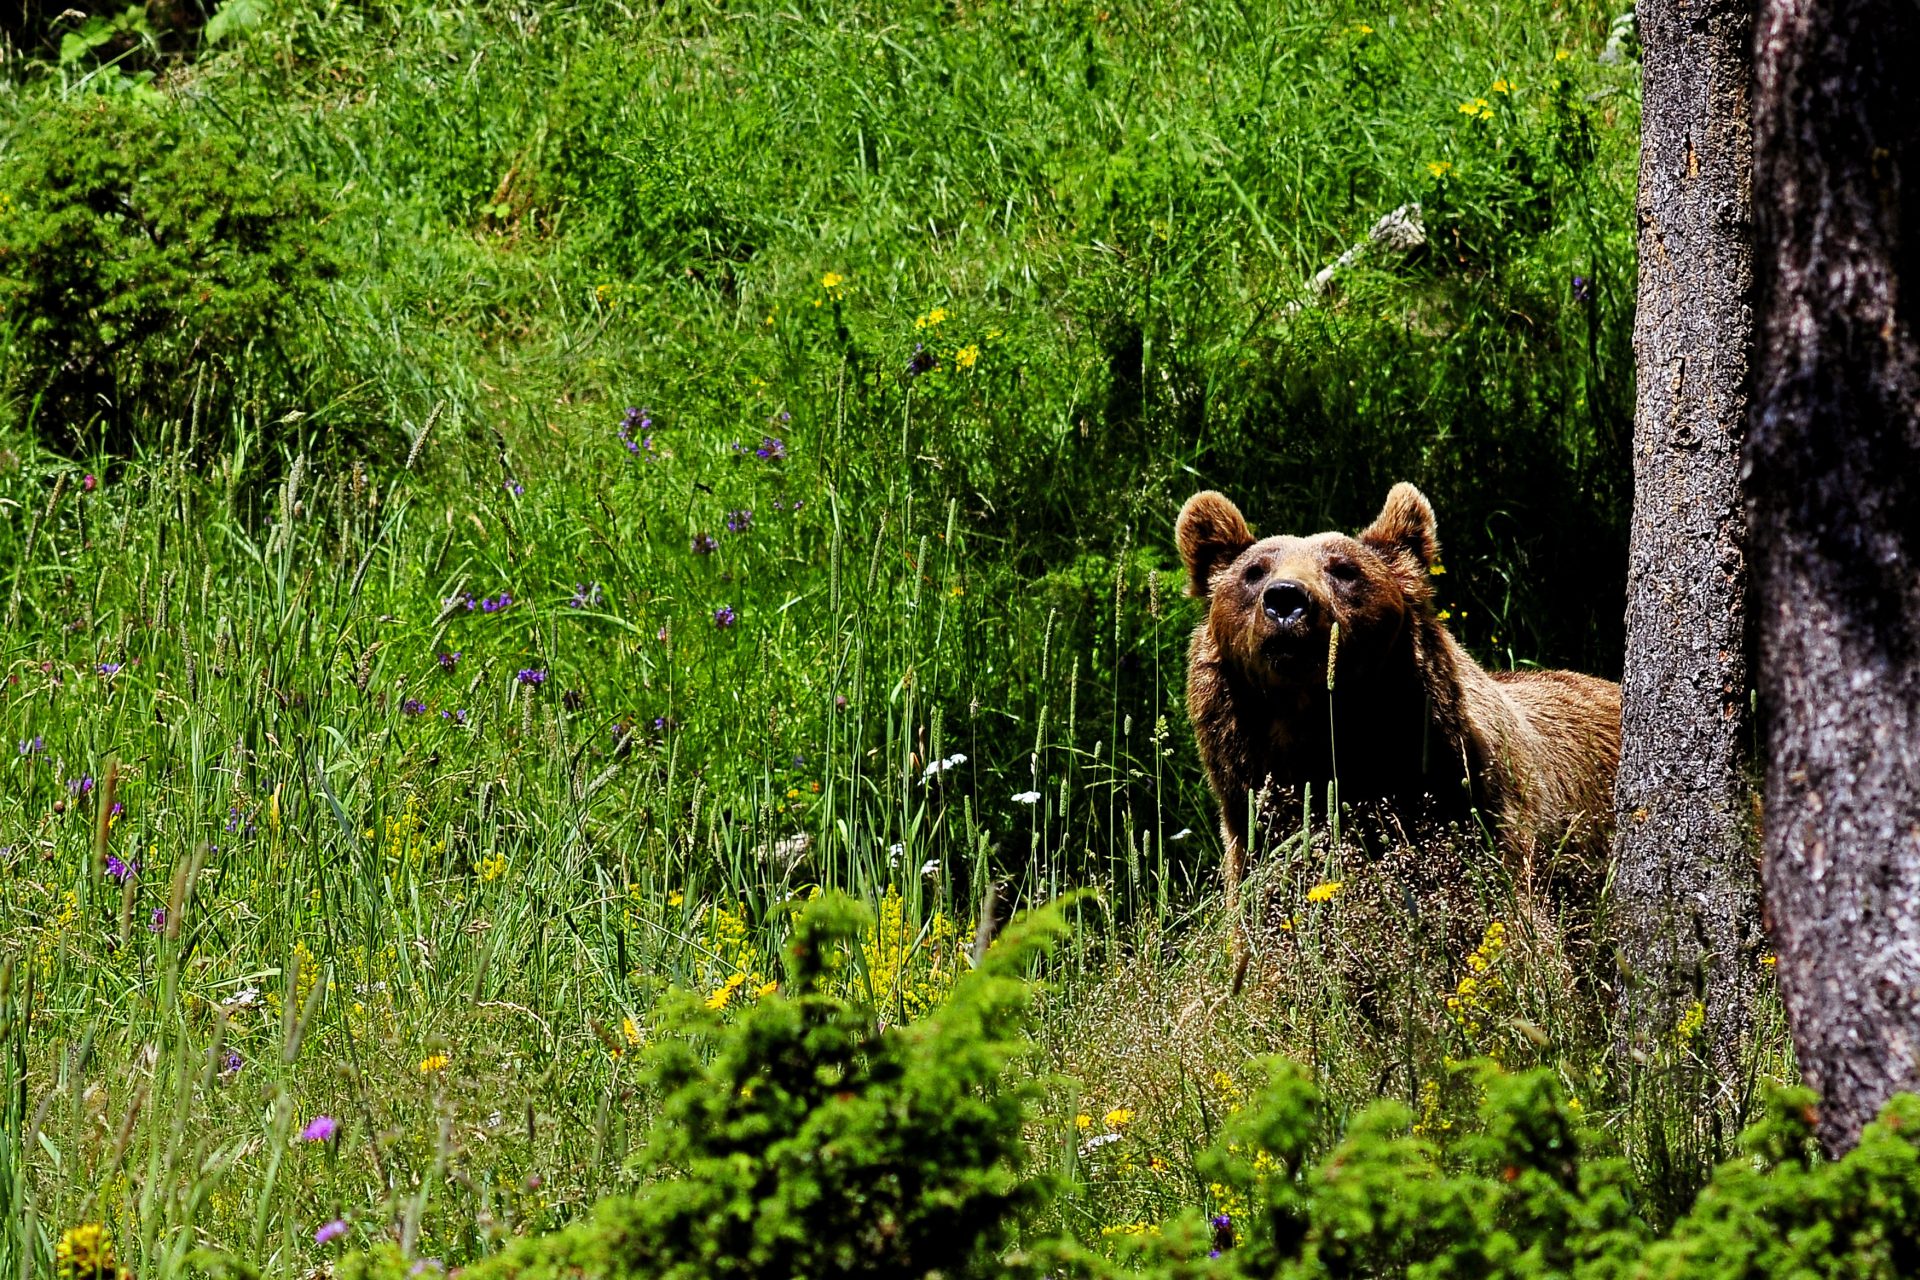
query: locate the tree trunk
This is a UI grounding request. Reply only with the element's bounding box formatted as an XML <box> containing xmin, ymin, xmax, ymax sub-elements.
<box><xmin>1749</xmin><ymin>0</ymin><xmax>1920</xmax><ymax>1153</ymax></box>
<box><xmin>1612</xmin><ymin>0</ymin><xmax>1762</xmax><ymax>1088</ymax></box>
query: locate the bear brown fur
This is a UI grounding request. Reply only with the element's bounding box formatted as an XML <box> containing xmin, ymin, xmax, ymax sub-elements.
<box><xmin>1177</xmin><ymin>483</ymin><xmax>1621</xmax><ymax>908</ymax></box>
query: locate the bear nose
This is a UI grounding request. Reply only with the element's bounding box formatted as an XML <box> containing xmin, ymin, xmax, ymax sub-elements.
<box><xmin>1262</xmin><ymin>580</ymin><xmax>1311</xmax><ymax>625</ymax></box>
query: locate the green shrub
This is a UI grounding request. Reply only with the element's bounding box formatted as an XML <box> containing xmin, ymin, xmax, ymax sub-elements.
<box><xmin>342</xmin><ymin>891</ymin><xmax>1067</xmax><ymax>1280</ymax></box>
<box><xmin>330</xmin><ymin>899</ymin><xmax>1920</xmax><ymax>1280</ymax></box>
<box><xmin>0</xmin><ymin>95</ymin><xmax>337</xmax><ymax>451</ymax></box>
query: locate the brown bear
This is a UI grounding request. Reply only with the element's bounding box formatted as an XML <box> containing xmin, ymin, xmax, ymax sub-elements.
<box><xmin>1176</xmin><ymin>483</ymin><xmax>1620</xmax><ymax>907</ymax></box>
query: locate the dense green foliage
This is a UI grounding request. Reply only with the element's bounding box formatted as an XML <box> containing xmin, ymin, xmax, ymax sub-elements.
<box><xmin>331</xmin><ymin>895</ymin><xmax>1920</xmax><ymax>1280</ymax></box>
<box><xmin>0</xmin><ymin>95</ymin><xmax>338</xmax><ymax>451</ymax></box>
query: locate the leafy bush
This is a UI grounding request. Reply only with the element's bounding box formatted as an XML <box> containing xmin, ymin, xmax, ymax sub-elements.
<box><xmin>0</xmin><ymin>95</ymin><xmax>337</xmax><ymax>451</ymax></box>
<box><xmin>343</xmin><ymin>891</ymin><xmax>1064</xmax><ymax>1280</ymax></box>
<box><xmin>332</xmin><ymin>895</ymin><xmax>1920</xmax><ymax>1280</ymax></box>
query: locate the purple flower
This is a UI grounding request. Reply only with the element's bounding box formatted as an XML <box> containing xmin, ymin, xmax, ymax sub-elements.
<box><xmin>82</xmin><ymin>473</ymin><xmax>98</xmax><ymax>492</ymax></box>
<box><xmin>754</xmin><ymin>436</ymin><xmax>787</xmax><ymax>460</ymax></box>
<box><xmin>225</xmin><ymin>807</ymin><xmax>255</xmax><ymax>839</ymax></box>
<box><xmin>149</xmin><ymin>907</ymin><xmax>167</xmax><ymax>932</ymax></box>
<box><xmin>906</xmin><ymin>344</ymin><xmax>937</xmax><ymax>377</ymax></box>
<box><xmin>68</xmin><ymin>775</ymin><xmax>94</xmax><ymax>797</ymax></box>
<box><xmin>437</xmin><ymin>651</ymin><xmax>461</xmax><ymax>672</ymax></box>
<box><xmin>568</xmin><ymin>583</ymin><xmax>602</xmax><ymax>609</ymax></box>
<box><xmin>110</xmin><ymin>801</ymin><xmax>123</xmax><ymax>818</ymax></box>
<box><xmin>220</xmin><ymin>1050</ymin><xmax>243</xmax><ymax>1077</ymax></box>
<box><xmin>504</xmin><ymin>480</ymin><xmax>525</xmax><ymax>497</ymax></box>
<box><xmin>402</xmin><ymin>698</ymin><xmax>428</xmax><ymax>716</ymax></box>
<box><xmin>409</xmin><ymin>1261</ymin><xmax>445</xmax><ymax>1277</ymax></box>
<box><xmin>315</xmin><ymin>1219</ymin><xmax>348</xmax><ymax>1245</ymax></box>
<box><xmin>17</xmin><ymin>736</ymin><xmax>43</xmax><ymax>756</ymax></box>
<box><xmin>713</xmin><ymin>605</ymin><xmax>737</xmax><ymax>629</ymax></box>
<box><xmin>690</xmin><ymin>532</ymin><xmax>718</xmax><ymax>555</ymax></box>
<box><xmin>725</xmin><ymin>509</ymin><xmax>753</xmax><ymax>534</ymax></box>
<box><xmin>516</xmin><ymin>669</ymin><xmax>548</xmax><ymax>687</ymax></box>
<box><xmin>618</xmin><ymin>409</ymin><xmax>656</xmax><ymax>458</ymax></box>
<box><xmin>97</xmin><ymin>662</ymin><xmax>122</xmax><ymax>677</ymax></box>
<box><xmin>104</xmin><ymin>853</ymin><xmax>135</xmax><ymax>882</ymax></box>
<box><xmin>1572</xmin><ymin>274</ymin><xmax>1593</xmax><ymax>304</ymax></box>
<box><xmin>441</xmin><ymin>709</ymin><xmax>469</xmax><ymax>725</ymax></box>
<box><xmin>300</xmin><ymin>1115</ymin><xmax>338</xmax><ymax>1142</ymax></box>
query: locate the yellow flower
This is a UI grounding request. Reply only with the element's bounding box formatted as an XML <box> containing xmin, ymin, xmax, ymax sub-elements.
<box><xmin>55</xmin><ymin>1224</ymin><xmax>115</xmax><ymax>1280</ymax></box>
<box><xmin>478</xmin><ymin>853</ymin><xmax>508</xmax><ymax>883</ymax></box>
<box><xmin>1103</xmin><ymin>1106</ymin><xmax>1135</xmax><ymax>1128</ymax></box>
<box><xmin>418</xmin><ymin>1053</ymin><xmax>449</xmax><ymax>1074</ymax></box>
<box><xmin>914</xmin><ymin>306</ymin><xmax>948</xmax><ymax>331</ymax></box>
<box><xmin>1555</xmin><ymin>48</ymin><xmax>1572</xmax><ymax>62</ymax></box>
<box><xmin>954</xmin><ymin>343</ymin><xmax>980</xmax><ymax>371</ymax></box>
<box><xmin>1490</xmin><ymin>77</ymin><xmax>1513</xmax><ymax>94</ymax></box>
<box><xmin>622</xmin><ymin>1015</ymin><xmax>642</xmax><ymax>1045</ymax></box>
<box><xmin>706</xmin><ymin>972</ymin><xmax>748</xmax><ymax>1011</ymax></box>
<box><xmin>755</xmin><ymin>979</ymin><xmax>779</xmax><ymax>999</ymax></box>
<box><xmin>1429</xmin><ymin>562</ymin><xmax>1447</xmax><ymax>575</ymax></box>
<box><xmin>820</xmin><ymin>271</ymin><xmax>845</xmax><ymax>291</ymax></box>
<box><xmin>1075</xmin><ymin>1113</ymin><xmax>1094</xmax><ymax>1130</ymax></box>
<box><xmin>1306</xmin><ymin>880</ymin><xmax>1343</xmax><ymax>904</ymax></box>
<box><xmin>1676</xmin><ymin>1000</ymin><xmax>1706</xmax><ymax>1043</ymax></box>
<box><xmin>1351</xmin><ymin>22</ymin><xmax>1373</xmax><ymax>34</ymax></box>
<box><xmin>1761</xmin><ymin>953</ymin><xmax>1777</xmax><ymax>968</ymax></box>
<box><xmin>668</xmin><ymin>890</ymin><xmax>685</xmax><ymax>907</ymax></box>
<box><xmin>1426</xmin><ymin>161</ymin><xmax>1453</xmax><ymax>179</ymax></box>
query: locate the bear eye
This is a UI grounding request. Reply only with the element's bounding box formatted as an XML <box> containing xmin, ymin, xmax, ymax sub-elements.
<box><xmin>1327</xmin><ymin>559</ymin><xmax>1363</xmax><ymax>583</ymax></box>
<box><xmin>1241</xmin><ymin>562</ymin><xmax>1264</xmax><ymax>584</ymax></box>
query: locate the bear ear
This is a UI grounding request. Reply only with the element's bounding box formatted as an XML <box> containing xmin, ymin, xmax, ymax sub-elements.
<box><xmin>1176</xmin><ymin>491</ymin><xmax>1255</xmax><ymax>598</ymax></box>
<box><xmin>1359</xmin><ymin>482</ymin><xmax>1440</xmax><ymax>573</ymax></box>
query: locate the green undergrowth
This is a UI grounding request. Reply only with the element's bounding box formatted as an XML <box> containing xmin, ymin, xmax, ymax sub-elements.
<box><xmin>319</xmin><ymin>894</ymin><xmax>1913</xmax><ymax>1280</ymax></box>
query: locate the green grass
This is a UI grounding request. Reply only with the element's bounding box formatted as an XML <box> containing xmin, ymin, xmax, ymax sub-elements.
<box><xmin>0</xmin><ymin>0</ymin><xmax>1790</xmax><ymax>1275</ymax></box>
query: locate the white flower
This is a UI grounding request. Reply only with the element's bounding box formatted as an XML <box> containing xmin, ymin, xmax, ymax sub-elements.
<box><xmin>1169</xmin><ymin>828</ymin><xmax>1192</xmax><ymax>841</ymax></box>
<box><xmin>223</xmin><ymin>987</ymin><xmax>260</xmax><ymax>1010</ymax></box>
<box><xmin>1079</xmin><ymin>1132</ymin><xmax>1123</xmax><ymax>1156</ymax></box>
<box><xmin>887</xmin><ymin>842</ymin><xmax>903</xmax><ymax>867</ymax></box>
<box><xmin>1011</xmin><ymin>790</ymin><xmax>1041</xmax><ymax>805</ymax></box>
<box><xmin>920</xmin><ymin>859</ymin><xmax>940</xmax><ymax>878</ymax></box>
<box><xmin>920</xmin><ymin>752</ymin><xmax>968</xmax><ymax>783</ymax></box>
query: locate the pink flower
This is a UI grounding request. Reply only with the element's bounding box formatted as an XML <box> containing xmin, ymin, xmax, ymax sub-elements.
<box><xmin>300</xmin><ymin>1115</ymin><xmax>338</xmax><ymax>1142</ymax></box>
<box><xmin>315</xmin><ymin>1219</ymin><xmax>347</xmax><ymax>1245</ymax></box>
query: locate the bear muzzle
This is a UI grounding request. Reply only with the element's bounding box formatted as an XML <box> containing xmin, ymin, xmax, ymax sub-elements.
<box><xmin>1261</xmin><ymin>580</ymin><xmax>1313</xmax><ymax>630</ymax></box>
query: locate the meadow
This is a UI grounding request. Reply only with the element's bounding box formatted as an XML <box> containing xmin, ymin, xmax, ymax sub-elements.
<box><xmin>0</xmin><ymin>0</ymin><xmax>1796</xmax><ymax>1274</ymax></box>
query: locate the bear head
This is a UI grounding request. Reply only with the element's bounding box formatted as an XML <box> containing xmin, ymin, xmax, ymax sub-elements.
<box><xmin>1176</xmin><ymin>483</ymin><xmax>1441</xmax><ymax>692</ymax></box>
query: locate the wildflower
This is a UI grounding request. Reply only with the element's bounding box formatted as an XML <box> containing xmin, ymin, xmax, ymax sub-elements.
<box><xmin>1082</xmin><ymin>1132</ymin><xmax>1122</xmax><ymax>1153</ymax></box>
<box><xmin>419</xmin><ymin>1053</ymin><xmax>450</xmax><ymax>1074</ymax></box>
<box><xmin>402</xmin><ymin>698</ymin><xmax>428</xmax><ymax>716</ymax></box>
<box><xmin>478</xmin><ymin>853</ymin><xmax>508</xmax><ymax>882</ymax></box>
<box><xmin>97</xmin><ymin>662</ymin><xmax>122</xmax><ymax>677</ymax></box>
<box><xmin>1556</xmin><ymin>48</ymin><xmax>1571</xmax><ymax>61</ymax></box>
<box><xmin>820</xmin><ymin>271</ymin><xmax>845</xmax><ymax>292</ymax></box>
<box><xmin>1169</xmin><ymin>827</ymin><xmax>1192</xmax><ymax>841</ymax></box>
<box><xmin>754</xmin><ymin>436</ymin><xmax>787</xmax><ymax>460</ymax></box>
<box><xmin>1572</xmin><ymin>274</ymin><xmax>1594</xmax><ymax>304</ymax></box>
<box><xmin>1103</xmin><ymin>1107</ymin><xmax>1135</xmax><ymax>1128</ymax></box>
<box><xmin>1306</xmin><ymin>880</ymin><xmax>1343</xmax><ymax>903</ymax></box>
<box><xmin>299</xmin><ymin>1115</ymin><xmax>338</xmax><ymax>1142</ymax></box>
<box><xmin>1011</xmin><ymin>790</ymin><xmax>1041</xmax><ymax>805</ymax></box>
<box><xmin>954</xmin><ymin>343</ymin><xmax>980</xmax><ymax>371</ymax></box>
<box><xmin>220</xmin><ymin>1050</ymin><xmax>243</xmax><ymax>1077</ymax></box>
<box><xmin>906</xmin><ymin>344</ymin><xmax>937</xmax><ymax>377</ymax></box>
<box><xmin>1458</xmin><ymin>97</ymin><xmax>1494</xmax><ymax>120</ymax></box>
<box><xmin>691</xmin><ymin>532</ymin><xmax>718</xmax><ymax>555</ymax></box>
<box><xmin>18</xmin><ymin>736</ymin><xmax>43</xmax><ymax>755</ymax></box>
<box><xmin>68</xmin><ymin>775</ymin><xmax>94</xmax><ymax>797</ymax></box>
<box><xmin>1426</xmin><ymin>161</ymin><xmax>1453</xmax><ymax>178</ymax></box>
<box><xmin>725</xmin><ymin>509</ymin><xmax>753</xmax><ymax>533</ymax></box>
<box><xmin>103</xmin><ymin>854</ymin><xmax>135</xmax><ymax>882</ymax></box>
<box><xmin>622</xmin><ymin>1016</ymin><xmax>643</xmax><ymax>1046</ymax></box>
<box><xmin>441</xmin><ymin>709</ymin><xmax>468</xmax><ymax>725</ymax></box>
<box><xmin>516</xmin><ymin>668</ymin><xmax>549</xmax><ymax>687</ymax></box>
<box><xmin>438</xmin><ymin>651</ymin><xmax>461</xmax><ymax>672</ymax></box>
<box><xmin>568</xmin><ymin>582</ymin><xmax>602</xmax><ymax>609</ymax></box>
<box><xmin>914</xmin><ymin>307</ymin><xmax>948</xmax><ymax>330</ymax></box>
<box><xmin>1074</xmin><ymin>1113</ymin><xmax>1094</xmax><ymax>1130</ymax></box>
<box><xmin>1676</xmin><ymin>1000</ymin><xmax>1706</xmax><ymax>1043</ymax></box>
<box><xmin>713</xmin><ymin>605</ymin><xmax>737</xmax><ymax>629</ymax></box>
<box><xmin>148</xmin><ymin>907</ymin><xmax>167</xmax><ymax>932</ymax></box>
<box><xmin>409</xmin><ymin>1261</ymin><xmax>445</xmax><ymax>1277</ymax></box>
<box><xmin>82</xmin><ymin>473</ymin><xmax>98</xmax><ymax>492</ymax></box>
<box><xmin>315</xmin><ymin>1220</ymin><xmax>348</xmax><ymax>1246</ymax></box>
<box><xmin>705</xmin><ymin>971</ymin><xmax>748</xmax><ymax>1010</ymax></box>
<box><xmin>921</xmin><ymin>752</ymin><xmax>967</xmax><ymax>782</ymax></box>
<box><xmin>1491</xmin><ymin>77</ymin><xmax>1513</xmax><ymax>93</ymax></box>
<box><xmin>755</xmin><ymin>979</ymin><xmax>779</xmax><ymax>999</ymax></box>
<box><xmin>503</xmin><ymin>480</ymin><xmax>524</xmax><ymax>497</ymax></box>
<box><xmin>667</xmin><ymin>891</ymin><xmax>684</xmax><ymax>907</ymax></box>
<box><xmin>54</xmin><ymin>1223</ymin><xmax>115</xmax><ymax>1280</ymax></box>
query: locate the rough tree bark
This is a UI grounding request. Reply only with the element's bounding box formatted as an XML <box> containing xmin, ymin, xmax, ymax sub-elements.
<box><xmin>1612</xmin><ymin>0</ymin><xmax>1762</xmax><ymax>1085</ymax></box>
<box><xmin>1749</xmin><ymin>0</ymin><xmax>1920</xmax><ymax>1152</ymax></box>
